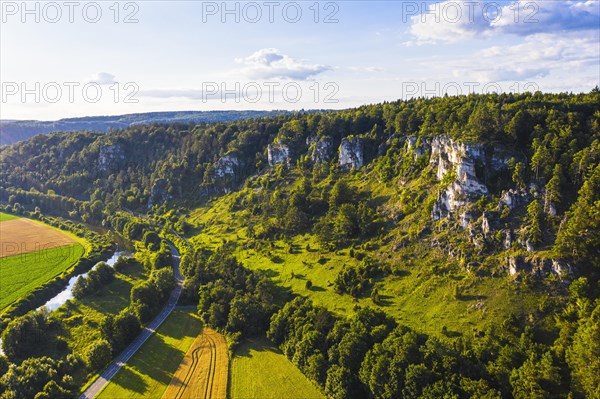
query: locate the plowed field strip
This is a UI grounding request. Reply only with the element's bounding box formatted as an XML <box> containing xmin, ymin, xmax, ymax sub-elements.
<box><xmin>162</xmin><ymin>329</ymin><xmax>227</xmax><ymax>399</ymax></box>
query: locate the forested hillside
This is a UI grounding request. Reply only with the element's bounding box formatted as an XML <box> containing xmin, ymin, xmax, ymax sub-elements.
<box><xmin>0</xmin><ymin>110</ymin><xmax>289</xmax><ymax>145</ymax></box>
<box><xmin>1</xmin><ymin>90</ymin><xmax>599</xmax><ymax>398</ymax></box>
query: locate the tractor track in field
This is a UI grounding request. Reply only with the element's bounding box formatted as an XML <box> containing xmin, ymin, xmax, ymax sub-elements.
<box><xmin>203</xmin><ymin>333</ymin><xmax>217</xmax><ymax>399</ymax></box>
<box><xmin>163</xmin><ymin>329</ymin><xmax>227</xmax><ymax>399</ymax></box>
<box><xmin>174</xmin><ymin>336</ymin><xmax>207</xmax><ymax>399</ymax></box>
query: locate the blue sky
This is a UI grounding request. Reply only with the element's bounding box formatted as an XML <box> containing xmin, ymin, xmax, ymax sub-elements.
<box><xmin>1</xmin><ymin>0</ymin><xmax>599</xmax><ymax>120</ymax></box>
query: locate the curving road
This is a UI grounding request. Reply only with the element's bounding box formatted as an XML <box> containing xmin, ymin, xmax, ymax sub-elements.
<box><xmin>79</xmin><ymin>244</ymin><xmax>183</xmax><ymax>399</ymax></box>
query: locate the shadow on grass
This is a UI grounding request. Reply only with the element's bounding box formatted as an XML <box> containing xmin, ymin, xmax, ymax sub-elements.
<box><xmin>235</xmin><ymin>337</ymin><xmax>279</xmax><ymax>358</ymax></box>
<box><xmin>83</xmin><ymin>279</ymin><xmax>133</xmax><ymax>314</ymax></box>
<box><xmin>112</xmin><ymin>366</ymin><xmax>148</xmax><ymax>394</ymax></box>
<box><xmin>131</xmin><ymin>336</ymin><xmax>185</xmax><ymax>386</ymax></box>
<box><xmin>259</xmin><ymin>269</ymin><xmax>280</xmax><ymax>279</ymax></box>
<box><xmin>308</xmin><ymin>285</ymin><xmax>326</xmax><ymax>292</ymax></box>
<box><xmin>374</xmin><ymin>294</ymin><xmax>395</xmax><ymax>307</ymax></box>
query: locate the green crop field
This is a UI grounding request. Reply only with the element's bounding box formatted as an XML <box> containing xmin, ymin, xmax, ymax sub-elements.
<box><xmin>0</xmin><ymin>243</ymin><xmax>85</xmax><ymax>311</ymax></box>
<box><xmin>229</xmin><ymin>338</ymin><xmax>325</xmax><ymax>399</ymax></box>
<box><xmin>96</xmin><ymin>309</ymin><xmax>203</xmax><ymax>399</ymax></box>
<box><xmin>0</xmin><ymin>212</ymin><xmax>19</xmax><ymax>222</ymax></box>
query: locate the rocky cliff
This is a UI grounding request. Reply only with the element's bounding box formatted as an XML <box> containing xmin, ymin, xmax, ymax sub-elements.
<box><xmin>307</xmin><ymin>137</ymin><xmax>334</xmax><ymax>165</ymax></box>
<box><xmin>97</xmin><ymin>144</ymin><xmax>125</xmax><ymax>172</ymax></box>
<box><xmin>339</xmin><ymin>137</ymin><xmax>364</xmax><ymax>169</ymax></box>
<box><xmin>429</xmin><ymin>136</ymin><xmax>489</xmax><ymax>221</ymax></box>
<box><xmin>268</xmin><ymin>143</ymin><xmax>291</xmax><ymax>167</ymax></box>
<box><xmin>214</xmin><ymin>153</ymin><xmax>241</xmax><ymax>178</ymax></box>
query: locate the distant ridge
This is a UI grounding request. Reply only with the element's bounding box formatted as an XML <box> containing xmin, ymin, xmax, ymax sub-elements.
<box><xmin>0</xmin><ymin>110</ymin><xmax>291</xmax><ymax>145</ymax></box>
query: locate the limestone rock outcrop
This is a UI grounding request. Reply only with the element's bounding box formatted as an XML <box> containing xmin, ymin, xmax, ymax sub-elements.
<box><xmin>98</xmin><ymin>144</ymin><xmax>125</xmax><ymax>172</ymax></box>
<box><xmin>307</xmin><ymin>137</ymin><xmax>334</xmax><ymax>164</ymax></box>
<box><xmin>339</xmin><ymin>137</ymin><xmax>364</xmax><ymax>169</ymax></box>
<box><xmin>148</xmin><ymin>179</ymin><xmax>169</xmax><ymax>208</ymax></box>
<box><xmin>214</xmin><ymin>153</ymin><xmax>240</xmax><ymax>178</ymax></box>
<box><xmin>430</xmin><ymin>136</ymin><xmax>488</xmax><ymax>220</ymax></box>
<box><xmin>268</xmin><ymin>143</ymin><xmax>290</xmax><ymax>167</ymax></box>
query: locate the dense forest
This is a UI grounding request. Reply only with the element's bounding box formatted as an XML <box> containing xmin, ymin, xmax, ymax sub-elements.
<box><xmin>1</xmin><ymin>90</ymin><xmax>599</xmax><ymax>398</ymax></box>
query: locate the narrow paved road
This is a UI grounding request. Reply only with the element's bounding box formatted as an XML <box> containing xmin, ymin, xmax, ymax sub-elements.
<box><xmin>79</xmin><ymin>244</ymin><xmax>183</xmax><ymax>399</ymax></box>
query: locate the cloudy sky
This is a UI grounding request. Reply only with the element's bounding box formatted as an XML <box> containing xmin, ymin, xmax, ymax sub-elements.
<box><xmin>1</xmin><ymin>0</ymin><xmax>599</xmax><ymax>120</ymax></box>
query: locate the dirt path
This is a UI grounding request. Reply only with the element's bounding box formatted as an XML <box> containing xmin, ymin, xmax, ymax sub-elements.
<box><xmin>162</xmin><ymin>328</ymin><xmax>228</xmax><ymax>399</ymax></box>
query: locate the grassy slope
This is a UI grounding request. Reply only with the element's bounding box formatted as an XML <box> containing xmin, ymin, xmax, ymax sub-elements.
<box><xmin>0</xmin><ymin>212</ymin><xmax>19</xmax><ymax>222</ymax></box>
<box><xmin>187</xmin><ymin>170</ymin><xmax>544</xmax><ymax>338</ymax></box>
<box><xmin>54</xmin><ymin>260</ymin><xmax>147</xmax><ymax>354</ymax></box>
<box><xmin>0</xmin><ymin>243</ymin><xmax>85</xmax><ymax>311</ymax></box>
<box><xmin>96</xmin><ymin>309</ymin><xmax>202</xmax><ymax>399</ymax></box>
<box><xmin>229</xmin><ymin>338</ymin><xmax>325</xmax><ymax>399</ymax></box>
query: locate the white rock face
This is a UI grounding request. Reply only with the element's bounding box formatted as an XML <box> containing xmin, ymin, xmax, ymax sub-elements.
<box><xmin>551</xmin><ymin>259</ymin><xmax>572</xmax><ymax>276</ymax></box>
<box><xmin>481</xmin><ymin>211</ymin><xmax>491</xmax><ymax>237</ymax></box>
<box><xmin>503</xmin><ymin>229</ymin><xmax>512</xmax><ymax>250</ymax></box>
<box><xmin>308</xmin><ymin>137</ymin><xmax>333</xmax><ymax>164</ymax></box>
<box><xmin>339</xmin><ymin>137</ymin><xmax>364</xmax><ymax>169</ymax></box>
<box><xmin>507</xmin><ymin>256</ymin><xmax>523</xmax><ymax>276</ymax></box>
<box><xmin>459</xmin><ymin>211</ymin><xmax>477</xmax><ymax>229</ymax></box>
<box><xmin>498</xmin><ymin>188</ymin><xmax>529</xmax><ymax>211</ymax></box>
<box><xmin>148</xmin><ymin>179</ymin><xmax>169</xmax><ymax>208</ymax></box>
<box><xmin>214</xmin><ymin>154</ymin><xmax>240</xmax><ymax>177</ymax></box>
<box><xmin>430</xmin><ymin>136</ymin><xmax>488</xmax><ymax>220</ymax></box>
<box><xmin>268</xmin><ymin>143</ymin><xmax>290</xmax><ymax>167</ymax></box>
<box><xmin>526</xmin><ymin>240</ymin><xmax>535</xmax><ymax>252</ymax></box>
<box><xmin>98</xmin><ymin>144</ymin><xmax>125</xmax><ymax>171</ymax></box>
<box><xmin>406</xmin><ymin>136</ymin><xmax>428</xmax><ymax>158</ymax></box>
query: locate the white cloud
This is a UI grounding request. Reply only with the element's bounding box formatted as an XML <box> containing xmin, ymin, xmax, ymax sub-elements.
<box><xmin>347</xmin><ymin>66</ymin><xmax>385</xmax><ymax>73</ymax></box>
<box><xmin>89</xmin><ymin>72</ymin><xmax>117</xmax><ymax>85</ymax></box>
<box><xmin>408</xmin><ymin>0</ymin><xmax>599</xmax><ymax>44</ymax></box>
<box><xmin>450</xmin><ymin>32</ymin><xmax>599</xmax><ymax>84</ymax></box>
<box><xmin>235</xmin><ymin>48</ymin><xmax>331</xmax><ymax>80</ymax></box>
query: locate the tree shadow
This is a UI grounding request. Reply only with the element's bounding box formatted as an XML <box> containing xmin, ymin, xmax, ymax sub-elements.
<box><xmin>113</xmin><ymin>366</ymin><xmax>148</xmax><ymax>394</ymax></box>
<box><xmin>235</xmin><ymin>337</ymin><xmax>279</xmax><ymax>358</ymax></box>
<box><xmin>374</xmin><ymin>294</ymin><xmax>394</xmax><ymax>306</ymax></box>
<box><xmin>308</xmin><ymin>285</ymin><xmax>326</xmax><ymax>292</ymax></box>
<box><xmin>258</xmin><ymin>269</ymin><xmax>280</xmax><ymax>278</ymax></box>
<box><xmin>317</xmin><ymin>257</ymin><xmax>329</xmax><ymax>265</ymax></box>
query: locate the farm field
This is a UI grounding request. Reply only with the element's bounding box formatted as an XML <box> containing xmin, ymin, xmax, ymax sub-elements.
<box><xmin>229</xmin><ymin>338</ymin><xmax>325</xmax><ymax>399</ymax></box>
<box><xmin>0</xmin><ymin>214</ymin><xmax>86</xmax><ymax>312</ymax></box>
<box><xmin>96</xmin><ymin>309</ymin><xmax>202</xmax><ymax>399</ymax></box>
<box><xmin>162</xmin><ymin>328</ymin><xmax>228</xmax><ymax>399</ymax></box>
<box><xmin>0</xmin><ymin>217</ymin><xmax>78</xmax><ymax>257</ymax></box>
<box><xmin>0</xmin><ymin>243</ymin><xmax>84</xmax><ymax>311</ymax></box>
